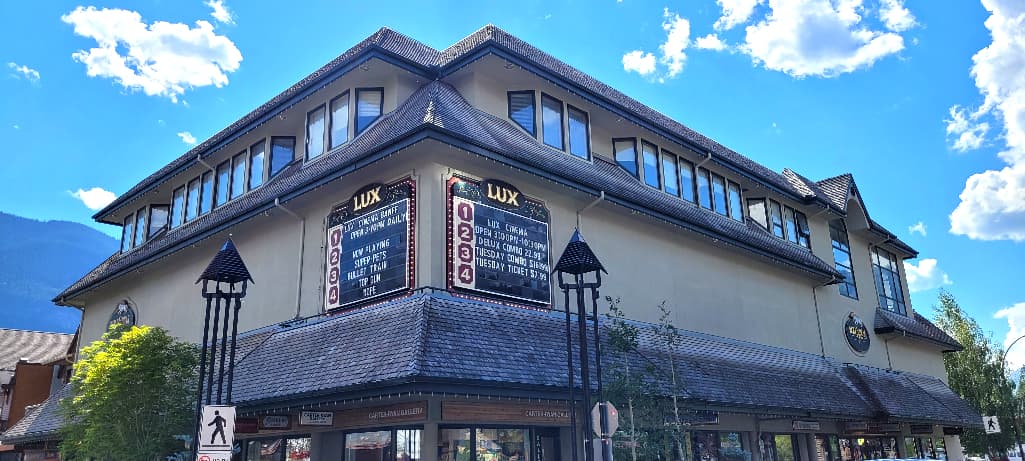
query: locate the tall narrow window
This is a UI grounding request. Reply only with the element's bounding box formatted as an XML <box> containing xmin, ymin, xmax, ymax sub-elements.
<box><xmin>711</xmin><ymin>173</ymin><xmax>727</xmax><ymax>215</ymax></box>
<box><xmin>541</xmin><ymin>93</ymin><xmax>564</xmax><ymax>150</ymax></box>
<box><xmin>329</xmin><ymin>93</ymin><xmax>350</xmax><ymax>149</ymax></box>
<box><xmin>171</xmin><ymin>186</ymin><xmax>186</xmax><ymax>228</ymax></box>
<box><xmin>149</xmin><ymin>205</ymin><xmax>169</xmax><ymax>237</ymax></box>
<box><xmin>200</xmin><ymin>171</ymin><xmax>214</xmax><ymax>215</ymax></box>
<box><xmin>795</xmin><ymin>211</ymin><xmax>811</xmax><ymax>248</ymax></box>
<box><xmin>727</xmin><ymin>182</ymin><xmax>743</xmax><ymax>221</ymax></box>
<box><xmin>121</xmin><ymin>214</ymin><xmax>133</xmax><ymax>252</ymax></box>
<box><xmin>186</xmin><ymin>178</ymin><xmax>201</xmax><ymax>222</ymax></box>
<box><xmin>680</xmin><ymin>159</ymin><xmax>695</xmax><ymax>202</ymax></box>
<box><xmin>355</xmin><ymin>88</ymin><xmax>383</xmax><ymax>134</ymax></box>
<box><xmin>748</xmin><ymin>198</ymin><xmax>767</xmax><ymax>228</ymax></box>
<box><xmin>231</xmin><ymin>152</ymin><xmax>247</xmax><ymax>199</ymax></box>
<box><xmin>872</xmin><ymin>247</ymin><xmax>907</xmax><ymax>315</ymax></box>
<box><xmin>642</xmin><ymin>142</ymin><xmax>660</xmax><ymax>188</ymax></box>
<box><xmin>662</xmin><ymin>152</ymin><xmax>680</xmax><ymax>196</ymax></box>
<box><xmin>783</xmin><ymin>206</ymin><xmax>799</xmax><ymax>244</ymax></box>
<box><xmin>697</xmin><ymin>168</ymin><xmax>712</xmax><ymax>209</ymax></box>
<box><xmin>133</xmin><ymin>208</ymin><xmax>147</xmax><ymax>248</ymax></box>
<box><xmin>507</xmin><ymin>91</ymin><xmax>535</xmax><ymax>136</ymax></box>
<box><xmin>830</xmin><ymin>220</ymin><xmax>858</xmax><ymax>299</ymax></box>
<box><xmin>614</xmin><ymin>138</ymin><xmax>638</xmax><ymax>177</ymax></box>
<box><xmin>768</xmin><ymin>200</ymin><xmax>784</xmax><ymax>238</ymax></box>
<box><xmin>269</xmin><ymin>137</ymin><xmax>295</xmax><ymax>178</ymax></box>
<box><xmin>215</xmin><ymin>160</ymin><xmax>231</xmax><ymax>207</ymax></box>
<box><xmin>306</xmin><ymin>105</ymin><xmax>326</xmax><ymax>160</ymax></box>
<box><xmin>567</xmin><ymin>105</ymin><xmax>589</xmax><ymax>159</ymax></box>
<box><xmin>249</xmin><ymin>140</ymin><xmax>265</xmax><ymax>190</ymax></box>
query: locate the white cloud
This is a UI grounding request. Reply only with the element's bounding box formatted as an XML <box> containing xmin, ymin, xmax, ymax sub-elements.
<box><xmin>12</xmin><ymin>124</ymin><xmax>19</xmax><ymax>130</ymax></box>
<box><xmin>945</xmin><ymin>105</ymin><xmax>989</xmax><ymax>152</ymax></box>
<box><xmin>205</xmin><ymin>0</ymin><xmax>235</xmax><ymax>25</ymax></box>
<box><xmin>995</xmin><ymin>302</ymin><xmax>1025</xmax><ymax>373</ymax></box>
<box><xmin>878</xmin><ymin>0</ymin><xmax>916</xmax><ymax>32</ymax></box>
<box><xmin>61</xmin><ymin>6</ymin><xmax>243</xmax><ymax>103</ymax></box>
<box><xmin>622</xmin><ymin>50</ymin><xmax>657</xmax><ymax>76</ymax></box>
<box><xmin>741</xmin><ymin>0</ymin><xmax>912</xmax><ymax>78</ymax></box>
<box><xmin>908</xmin><ymin>221</ymin><xmax>927</xmax><ymax>236</ymax></box>
<box><xmin>621</xmin><ymin>8</ymin><xmax>691</xmax><ymax>81</ymax></box>
<box><xmin>177</xmin><ymin>131</ymin><xmax>197</xmax><ymax>145</ymax></box>
<box><xmin>69</xmin><ymin>187</ymin><xmax>117</xmax><ymax>211</ymax></box>
<box><xmin>659</xmin><ymin>9</ymin><xmax>691</xmax><ymax>78</ymax></box>
<box><xmin>903</xmin><ymin>258</ymin><xmax>952</xmax><ymax>292</ymax></box>
<box><xmin>7</xmin><ymin>62</ymin><xmax>40</xmax><ymax>83</ymax></box>
<box><xmin>949</xmin><ymin>0</ymin><xmax>1025</xmax><ymax>241</ymax></box>
<box><xmin>714</xmin><ymin>0</ymin><xmax>763</xmax><ymax>30</ymax></box>
<box><xmin>695</xmin><ymin>34</ymin><xmax>728</xmax><ymax>51</ymax></box>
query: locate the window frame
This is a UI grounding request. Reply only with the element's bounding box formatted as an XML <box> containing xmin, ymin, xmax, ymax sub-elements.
<box><xmin>679</xmin><ymin>158</ymin><xmax>696</xmax><ymax>203</ymax></box>
<box><xmin>214</xmin><ymin>159</ymin><xmax>232</xmax><ymax>208</ymax></box>
<box><xmin>199</xmin><ymin>171</ymin><xmax>214</xmax><ymax>216</ymax></box>
<box><xmin>132</xmin><ymin>206</ymin><xmax>147</xmax><ymax>248</ymax></box>
<box><xmin>171</xmin><ymin>186</ymin><xmax>186</xmax><ymax>229</ymax></box>
<box><xmin>230</xmin><ymin>150</ymin><xmax>248</xmax><ymax>199</ymax></box>
<box><xmin>661</xmin><ymin>149</ymin><xmax>681</xmax><ymax>197</ymax></box>
<box><xmin>269</xmin><ymin>136</ymin><xmax>296</xmax><ymax>179</ymax></box>
<box><xmin>830</xmin><ymin>219</ymin><xmax>858</xmax><ymax>299</ymax></box>
<box><xmin>185</xmin><ymin>177</ymin><xmax>201</xmax><ymax>222</ymax></box>
<box><xmin>540</xmin><ymin>92</ymin><xmax>565</xmax><ymax>151</ymax></box>
<box><xmin>354</xmin><ymin>87</ymin><xmax>384</xmax><ymax>135</ymax></box>
<box><xmin>613</xmin><ymin>137</ymin><xmax>639</xmax><ymax>178</ymax></box>
<box><xmin>329</xmin><ymin>91</ymin><xmax>351</xmax><ymax>150</ymax></box>
<box><xmin>507</xmin><ymin>90</ymin><xmax>537</xmax><ymax>137</ymax></box>
<box><xmin>872</xmin><ymin>246</ymin><xmax>907</xmax><ymax>315</ymax></box>
<box><xmin>696</xmin><ymin>167</ymin><xmax>713</xmax><ymax>210</ymax></box>
<box><xmin>566</xmin><ymin>103</ymin><xmax>590</xmax><ymax>160</ymax></box>
<box><xmin>641</xmin><ymin>140</ymin><xmax>661</xmax><ymax>189</ymax></box>
<box><xmin>727</xmin><ymin>181</ymin><xmax>744</xmax><ymax>221</ymax></box>
<box><xmin>148</xmin><ymin>204</ymin><xmax>169</xmax><ymax>239</ymax></box>
<box><xmin>768</xmin><ymin>199</ymin><xmax>785</xmax><ymax>238</ymax></box>
<box><xmin>305</xmin><ymin>103</ymin><xmax>327</xmax><ymax>161</ymax></box>
<box><xmin>248</xmin><ymin>139</ymin><xmax>267</xmax><ymax>190</ymax></box>
<box><xmin>710</xmin><ymin>172</ymin><xmax>728</xmax><ymax>216</ymax></box>
<box><xmin>121</xmin><ymin>213</ymin><xmax>133</xmax><ymax>253</ymax></box>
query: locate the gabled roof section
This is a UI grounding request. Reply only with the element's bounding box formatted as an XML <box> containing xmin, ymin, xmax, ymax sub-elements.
<box><xmin>92</xmin><ymin>27</ymin><xmax>441</xmax><ymax>223</ymax></box>
<box><xmin>0</xmin><ymin>329</ymin><xmax>74</xmax><ymax>386</ymax></box>
<box><xmin>814</xmin><ymin>173</ymin><xmax>917</xmax><ymax>257</ymax></box>
<box><xmin>874</xmin><ymin>309</ymin><xmax>963</xmax><ymax>352</ymax></box>
<box><xmin>0</xmin><ymin>383</ymin><xmax>71</xmax><ymax>444</ymax></box>
<box><xmin>59</xmin><ymin>80</ymin><xmax>842</xmax><ymax>302</ymax></box>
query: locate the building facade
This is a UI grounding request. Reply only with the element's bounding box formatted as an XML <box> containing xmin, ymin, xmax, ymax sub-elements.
<box><xmin>18</xmin><ymin>25</ymin><xmax>979</xmax><ymax>461</ymax></box>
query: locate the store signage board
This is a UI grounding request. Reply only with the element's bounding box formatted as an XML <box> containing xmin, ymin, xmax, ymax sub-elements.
<box><xmin>197</xmin><ymin>405</ymin><xmax>235</xmax><ymax>453</ymax></box>
<box><xmin>792</xmin><ymin>420</ymin><xmax>821</xmax><ymax>431</ymax></box>
<box><xmin>984</xmin><ymin>416</ymin><xmax>1001</xmax><ymax>434</ymax></box>
<box><xmin>259</xmin><ymin>415</ymin><xmax>291</xmax><ymax>430</ymax></box>
<box><xmin>335</xmin><ymin>402</ymin><xmax>428</xmax><ymax>429</ymax></box>
<box><xmin>108</xmin><ymin>301</ymin><xmax>136</xmax><ymax>329</ymax></box>
<box><xmin>448</xmin><ymin>177</ymin><xmax>551</xmax><ymax>305</ymax></box>
<box><xmin>324</xmin><ymin>180</ymin><xmax>415</xmax><ymax>310</ymax></box>
<box><xmin>844</xmin><ymin>312</ymin><xmax>871</xmax><ymax>354</ymax></box>
<box><xmin>235</xmin><ymin>417</ymin><xmax>259</xmax><ymax>434</ymax></box>
<box><xmin>299</xmin><ymin>411</ymin><xmax>334</xmax><ymax>426</ymax></box>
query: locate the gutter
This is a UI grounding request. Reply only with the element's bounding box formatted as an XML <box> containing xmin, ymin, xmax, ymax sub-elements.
<box><xmin>274</xmin><ymin>198</ymin><xmax>306</xmax><ymax>320</ymax></box>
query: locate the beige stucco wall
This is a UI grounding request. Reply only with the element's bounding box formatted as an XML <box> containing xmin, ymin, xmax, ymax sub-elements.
<box><xmin>75</xmin><ymin>58</ymin><xmax>949</xmax><ymax>382</ymax></box>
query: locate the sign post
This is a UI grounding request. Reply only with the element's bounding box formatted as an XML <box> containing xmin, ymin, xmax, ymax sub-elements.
<box><xmin>197</xmin><ymin>405</ymin><xmax>235</xmax><ymax>459</ymax></box>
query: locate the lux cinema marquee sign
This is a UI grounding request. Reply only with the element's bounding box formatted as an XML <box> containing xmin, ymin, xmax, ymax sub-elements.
<box><xmin>448</xmin><ymin>177</ymin><xmax>552</xmax><ymax>305</ymax></box>
<box><xmin>324</xmin><ymin>179</ymin><xmax>416</xmax><ymax>310</ymax></box>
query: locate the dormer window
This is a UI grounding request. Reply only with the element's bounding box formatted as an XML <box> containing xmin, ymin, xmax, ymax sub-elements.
<box><xmin>613</xmin><ymin>138</ymin><xmax>638</xmax><ymax>177</ymax></box>
<box><xmin>508</xmin><ymin>91</ymin><xmax>536</xmax><ymax>136</ymax></box>
<box><xmin>306</xmin><ymin>105</ymin><xmax>326</xmax><ymax>160</ymax></box>
<box><xmin>872</xmin><ymin>247</ymin><xmax>906</xmax><ymax>315</ymax></box>
<box><xmin>508</xmin><ymin>91</ymin><xmax>591</xmax><ymax>160</ymax></box>
<box><xmin>748</xmin><ymin>198</ymin><xmax>810</xmax><ymax>248</ymax></box>
<box><xmin>120</xmin><ymin>204</ymin><xmax>169</xmax><ymax>252</ymax></box>
<box><xmin>269</xmin><ymin>137</ymin><xmax>295</xmax><ymax>177</ymax></box>
<box><xmin>355</xmin><ymin>88</ymin><xmax>383</xmax><ymax>135</ymax></box>
<box><xmin>330</xmin><ymin>92</ymin><xmax>350</xmax><ymax>149</ymax></box>
<box><xmin>541</xmin><ymin>94</ymin><xmax>564</xmax><ymax>150</ymax></box>
<box><xmin>641</xmin><ymin>141</ymin><xmax>660</xmax><ymax>188</ymax></box>
<box><xmin>567</xmin><ymin>105</ymin><xmax>589</xmax><ymax>159</ymax></box>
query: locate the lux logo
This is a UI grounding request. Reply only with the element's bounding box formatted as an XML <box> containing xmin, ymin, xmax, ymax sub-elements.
<box><xmin>353</xmin><ymin>186</ymin><xmax>382</xmax><ymax>212</ymax></box>
<box><xmin>486</xmin><ymin>183</ymin><xmax>520</xmax><ymax>207</ymax></box>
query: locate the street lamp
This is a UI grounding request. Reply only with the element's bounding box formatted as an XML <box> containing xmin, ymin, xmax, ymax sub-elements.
<box><xmin>554</xmin><ymin>229</ymin><xmax>608</xmax><ymax>461</ymax></box>
<box><xmin>191</xmin><ymin>238</ymin><xmax>253</xmax><ymax>456</ymax></box>
<box><xmin>1002</xmin><ymin>335</ymin><xmax>1025</xmax><ymax>461</ymax></box>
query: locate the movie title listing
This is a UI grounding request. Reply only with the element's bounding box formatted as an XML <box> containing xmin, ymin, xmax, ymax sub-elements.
<box><xmin>324</xmin><ymin>180</ymin><xmax>415</xmax><ymax>310</ymax></box>
<box><xmin>449</xmin><ymin>177</ymin><xmax>551</xmax><ymax>305</ymax></box>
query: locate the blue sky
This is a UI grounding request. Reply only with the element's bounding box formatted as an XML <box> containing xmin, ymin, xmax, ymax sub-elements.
<box><xmin>2</xmin><ymin>1</ymin><xmax>1024</xmax><ymax>360</ymax></box>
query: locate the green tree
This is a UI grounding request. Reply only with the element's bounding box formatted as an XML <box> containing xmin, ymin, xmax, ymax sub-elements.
<box><xmin>60</xmin><ymin>325</ymin><xmax>198</xmax><ymax>461</ymax></box>
<box><xmin>935</xmin><ymin>289</ymin><xmax>1016</xmax><ymax>455</ymax></box>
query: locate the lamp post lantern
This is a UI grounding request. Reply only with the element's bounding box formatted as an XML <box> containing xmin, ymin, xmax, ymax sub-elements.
<box><xmin>554</xmin><ymin>229</ymin><xmax>609</xmax><ymax>461</ymax></box>
<box><xmin>192</xmin><ymin>238</ymin><xmax>253</xmax><ymax>458</ymax></box>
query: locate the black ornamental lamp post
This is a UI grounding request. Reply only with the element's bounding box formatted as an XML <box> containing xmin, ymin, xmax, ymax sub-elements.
<box><xmin>554</xmin><ymin>229</ymin><xmax>609</xmax><ymax>461</ymax></box>
<box><xmin>191</xmin><ymin>238</ymin><xmax>253</xmax><ymax>456</ymax></box>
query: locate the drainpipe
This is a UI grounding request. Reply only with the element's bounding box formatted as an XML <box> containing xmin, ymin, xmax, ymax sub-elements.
<box><xmin>695</xmin><ymin>151</ymin><xmax>713</xmax><ymax>169</ymax></box>
<box><xmin>576</xmin><ymin>191</ymin><xmax>606</xmax><ymax>228</ymax></box>
<box><xmin>196</xmin><ymin>155</ymin><xmax>216</xmax><ymax>172</ymax></box>
<box><xmin>274</xmin><ymin>198</ymin><xmax>306</xmax><ymax>320</ymax></box>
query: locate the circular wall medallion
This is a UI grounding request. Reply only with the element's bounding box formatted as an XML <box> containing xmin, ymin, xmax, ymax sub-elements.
<box><xmin>108</xmin><ymin>301</ymin><xmax>137</xmax><ymax>329</ymax></box>
<box><xmin>845</xmin><ymin>312</ymin><xmax>871</xmax><ymax>355</ymax></box>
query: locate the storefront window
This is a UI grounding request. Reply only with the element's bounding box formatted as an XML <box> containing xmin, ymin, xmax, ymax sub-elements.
<box><xmin>246</xmin><ymin>439</ymin><xmax>283</xmax><ymax>461</ymax></box>
<box><xmin>720</xmin><ymin>432</ymin><xmax>750</xmax><ymax>461</ymax></box>
<box><xmin>347</xmin><ymin>431</ymin><xmax>394</xmax><ymax>460</ymax></box>
<box><xmin>440</xmin><ymin>429</ymin><xmax>473</xmax><ymax>461</ymax></box>
<box><xmin>440</xmin><ymin>428</ymin><xmax>541</xmax><ymax>461</ymax></box>
<box><xmin>286</xmin><ymin>437</ymin><xmax>311</xmax><ymax>461</ymax></box>
<box><xmin>904</xmin><ymin>438</ymin><xmax>921</xmax><ymax>459</ymax></box>
<box><xmin>397</xmin><ymin>429</ymin><xmax>422</xmax><ymax>461</ymax></box>
<box><xmin>815</xmin><ymin>435</ymin><xmax>840</xmax><ymax>461</ymax></box>
<box><xmin>693</xmin><ymin>431</ymin><xmax>719</xmax><ymax>461</ymax></box>
<box><xmin>774</xmin><ymin>435</ymin><xmax>796</xmax><ymax>461</ymax></box>
<box><xmin>934</xmin><ymin>437</ymin><xmax>946</xmax><ymax>460</ymax></box>
<box><xmin>759</xmin><ymin>434</ymin><xmax>777</xmax><ymax>461</ymax></box>
<box><xmin>477</xmin><ymin>428</ymin><xmax>530</xmax><ymax>461</ymax></box>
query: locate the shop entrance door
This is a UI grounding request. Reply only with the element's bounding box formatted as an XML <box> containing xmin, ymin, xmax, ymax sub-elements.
<box><xmin>534</xmin><ymin>428</ymin><xmax>561</xmax><ymax>461</ymax></box>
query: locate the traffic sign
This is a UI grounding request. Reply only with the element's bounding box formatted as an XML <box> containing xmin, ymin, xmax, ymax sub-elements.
<box><xmin>197</xmin><ymin>452</ymin><xmax>231</xmax><ymax>461</ymax></box>
<box><xmin>984</xmin><ymin>416</ymin><xmax>1001</xmax><ymax>434</ymax></box>
<box><xmin>592</xmin><ymin>402</ymin><xmax>620</xmax><ymax>436</ymax></box>
<box><xmin>198</xmin><ymin>405</ymin><xmax>236</xmax><ymax>454</ymax></box>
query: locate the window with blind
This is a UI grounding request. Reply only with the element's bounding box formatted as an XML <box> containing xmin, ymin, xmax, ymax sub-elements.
<box><xmin>355</xmin><ymin>88</ymin><xmax>383</xmax><ymax>134</ymax></box>
<box><xmin>507</xmin><ymin>91</ymin><xmax>536</xmax><ymax>136</ymax></box>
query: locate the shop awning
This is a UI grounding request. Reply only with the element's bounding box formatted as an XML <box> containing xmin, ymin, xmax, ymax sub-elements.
<box><xmin>224</xmin><ymin>293</ymin><xmax>980</xmax><ymax>428</ymax></box>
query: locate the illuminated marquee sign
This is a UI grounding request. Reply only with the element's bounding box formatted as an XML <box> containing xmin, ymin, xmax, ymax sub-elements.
<box><xmin>447</xmin><ymin>177</ymin><xmax>551</xmax><ymax>305</ymax></box>
<box><xmin>324</xmin><ymin>179</ymin><xmax>415</xmax><ymax>310</ymax></box>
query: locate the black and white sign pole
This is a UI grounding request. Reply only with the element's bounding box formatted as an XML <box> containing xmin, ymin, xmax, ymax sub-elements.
<box><xmin>192</xmin><ymin>239</ymin><xmax>253</xmax><ymax>459</ymax></box>
<box><xmin>555</xmin><ymin>229</ymin><xmax>607</xmax><ymax>461</ymax></box>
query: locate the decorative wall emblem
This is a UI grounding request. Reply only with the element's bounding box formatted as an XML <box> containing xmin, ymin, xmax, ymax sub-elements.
<box><xmin>324</xmin><ymin>178</ymin><xmax>415</xmax><ymax>310</ymax></box>
<box><xmin>844</xmin><ymin>312</ymin><xmax>870</xmax><ymax>354</ymax></box>
<box><xmin>108</xmin><ymin>300</ymin><xmax>136</xmax><ymax>329</ymax></box>
<box><xmin>447</xmin><ymin>176</ymin><xmax>551</xmax><ymax>306</ymax></box>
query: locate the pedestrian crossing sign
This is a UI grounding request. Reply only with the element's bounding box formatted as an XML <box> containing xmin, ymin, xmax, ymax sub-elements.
<box><xmin>198</xmin><ymin>405</ymin><xmax>236</xmax><ymax>453</ymax></box>
<box><xmin>984</xmin><ymin>415</ymin><xmax>1001</xmax><ymax>434</ymax></box>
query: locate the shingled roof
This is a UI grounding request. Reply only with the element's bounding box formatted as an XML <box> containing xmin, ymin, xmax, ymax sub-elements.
<box><xmin>874</xmin><ymin>309</ymin><xmax>963</xmax><ymax>352</ymax></box>
<box><xmin>0</xmin><ymin>329</ymin><xmax>74</xmax><ymax>386</ymax></box>
<box><xmin>58</xmin><ymin>80</ymin><xmax>842</xmax><ymax>302</ymax></box>
<box><xmin>0</xmin><ymin>383</ymin><xmax>71</xmax><ymax>444</ymax></box>
<box><xmin>223</xmin><ymin>293</ymin><xmax>978</xmax><ymax>427</ymax></box>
